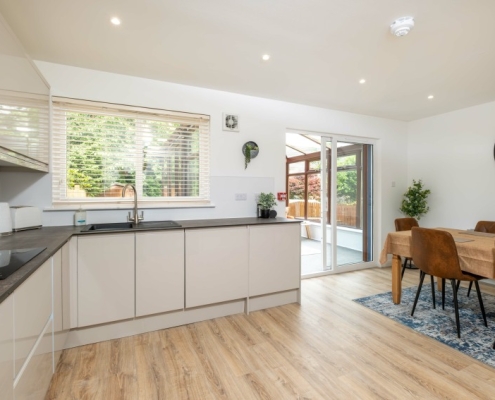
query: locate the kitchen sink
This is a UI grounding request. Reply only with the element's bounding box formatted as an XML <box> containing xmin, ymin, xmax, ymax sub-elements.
<box><xmin>82</xmin><ymin>222</ymin><xmax>134</xmax><ymax>232</ymax></box>
<box><xmin>81</xmin><ymin>220</ymin><xmax>181</xmax><ymax>232</ymax></box>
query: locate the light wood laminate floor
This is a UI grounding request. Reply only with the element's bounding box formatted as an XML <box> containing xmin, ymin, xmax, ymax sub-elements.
<box><xmin>46</xmin><ymin>268</ymin><xmax>495</xmax><ymax>399</ymax></box>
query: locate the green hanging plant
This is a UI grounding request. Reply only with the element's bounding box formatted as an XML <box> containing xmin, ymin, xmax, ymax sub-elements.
<box><xmin>242</xmin><ymin>141</ymin><xmax>259</xmax><ymax>169</ymax></box>
<box><xmin>399</xmin><ymin>179</ymin><xmax>431</xmax><ymax>220</ymax></box>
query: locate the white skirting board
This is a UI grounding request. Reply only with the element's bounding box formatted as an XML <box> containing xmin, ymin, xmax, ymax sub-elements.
<box><xmin>65</xmin><ymin>289</ymin><xmax>300</xmax><ymax>349</ymax></box>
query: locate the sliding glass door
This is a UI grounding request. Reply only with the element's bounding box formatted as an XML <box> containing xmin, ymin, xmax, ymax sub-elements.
<box><xmin>286</xmin><ymin>133</ymin><xmax>373</xmax><ymax>276</ymax></box>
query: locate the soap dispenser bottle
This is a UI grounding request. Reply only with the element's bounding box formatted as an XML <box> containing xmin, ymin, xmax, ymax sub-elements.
<box><xmin>74</xmin><ymin>207</ymin><xmax>87</xmax><ymax>226</ymax></box>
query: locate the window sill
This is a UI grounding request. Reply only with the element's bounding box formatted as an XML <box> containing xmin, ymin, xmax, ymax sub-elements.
<box><xmin>44</xmin><ymin>202</ymin><xmax>215</xmax><ymax>211</ymax></box>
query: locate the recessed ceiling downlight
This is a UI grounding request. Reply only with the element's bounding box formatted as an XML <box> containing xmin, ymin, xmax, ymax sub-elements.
<box><xmin>110</xmin><ymin>17</ymin><xmax>121</xmax><ymax>26</ymax></box>
<box><xmin>359</xmin><ymin>79</ymin><xmax>366</xmax><ymax>84</ymax></box>
<box><xmin>390</xmin><ymin>16</ymin><xmax>414</xmax><ymax>37</ymax></box>
<box><xmin>428</xmin><ymin>95</ymin><xmax>434</xmax><ymax>100</ymax></box>
<box><xmin>262</xmin><ymin>54</ymin><xmax>270</xmax><ymax>61</ymax></box>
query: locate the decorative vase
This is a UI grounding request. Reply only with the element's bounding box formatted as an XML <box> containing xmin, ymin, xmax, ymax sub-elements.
<box><xmin>260</xmin><ymin>209</ymin><xmax>270</xmax><ymax>219</ymax></box>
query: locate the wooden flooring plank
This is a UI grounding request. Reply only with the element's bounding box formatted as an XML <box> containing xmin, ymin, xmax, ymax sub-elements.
<box><xmin>45</xmin><ymin>267</ymin><xmax>495</xmax><ymax>399</ymax></box>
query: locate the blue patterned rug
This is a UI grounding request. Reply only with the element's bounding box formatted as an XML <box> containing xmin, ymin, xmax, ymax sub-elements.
<box><xmin>354</xmin><ymin>284</ymin><xmax>495</xmax><ymax>368</ymax></box>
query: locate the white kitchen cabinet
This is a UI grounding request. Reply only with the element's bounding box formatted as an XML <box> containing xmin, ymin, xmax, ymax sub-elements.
<box><xmin>136</xmin><ymin>231</ymin><xmax>184</xmax><ymax>317</ymax></box>
<box><xmin>186</xmin><ymin>227</ymin><xmax>249</xmax><ymax>308</ymax></box>
<box><xmin>77</xmin><ymin>234</ymin><xmax>135</xmax><ymax>327</ymax></box>
<box><xmin>249</xmin><ymin>224</ymin><xmax>300</xmax><ymax>297</ymax></box>
<box><xmin>0</xmin><ymin>295</ymin><xmax>13</xmax><ymax>400</ymax></box>
<box><xmin>14</xmin><ymin>258</ymin><xmax>52</xmax><ymax>376</ymax></box>
<box><xmin>14</xmin><ymin>318</ymin><xmax>53</xmax><ymax>400</ymax></box>
<box><xmin>62</xmin><ymin>242</ymin><xmax>71</xmax><ymax>331</ymax></box>
<box><xmin>0</xmin><ymin>16</ymin><xmax>50</xmax><ymax>171</ymax></box>
<box><xmin>53</xmin><ymin>248</ymin><xmax>63</xmax><ymax>364</ymax></box>
<box><xmin>53</xmin><ymin>244</ymin><xmax>70</xmax><ymax>365</ymax></box>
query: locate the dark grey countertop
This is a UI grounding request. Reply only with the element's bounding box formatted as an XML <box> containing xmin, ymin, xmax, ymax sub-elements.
<box><xmin>0</xmin><ymin>217</ymin><xmax>300</xmax><ymax>304</ymax></box>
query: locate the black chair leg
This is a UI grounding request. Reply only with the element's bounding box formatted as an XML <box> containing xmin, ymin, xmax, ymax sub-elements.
<box><xmin>474</xmin><ymin>281</ymin><xmax>487</xmax><ymax>327</ymax></box>
<box><xmin>430</xmin><ymin>275</ymin><xmax>436</xmax><ymax>309</ymax></box>
<box><xmin>456</xmin><ymin>280</ymin><xmax>461</xmax><ymax>293</ymax></box>
<box><xmin>467</xmin><ymin>281</ymin><xmax>473</xmax><ymax>297</ymax></box>
<box><xmin>412</xmin><ymin>271</ymin><xmax>426</xmax><ymax>316</ymax></box>
<box><xmin>401</xmin><ymin>258</ymin><xmax>407</xmax><ymax>279</ymax></box>
<box><xmin>442</xmin><ymin>278</ymin><xmax>445</xmax><ymax>310</ymax></box>
<box><xmin>450</xmin><ymin>279</ymin><xmax>461</xmax><ymax>338</ymax></box>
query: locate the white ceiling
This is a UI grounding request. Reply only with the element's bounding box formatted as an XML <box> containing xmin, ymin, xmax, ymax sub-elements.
<box><xmin>1</xmin><ymin>0</ymin><xmax>495</xmax><ymax>121</ymax></box>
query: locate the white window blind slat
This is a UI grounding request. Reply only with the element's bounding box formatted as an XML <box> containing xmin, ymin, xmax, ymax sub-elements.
<box><xmin>52</xmin><ymin>97</ymin><xmax>210</xmax><ymax>204</ymax></box>
<box><xmin>0</xmin><ymin>89</ymin><xmax>50</xmax><ymax>164</ymax></box>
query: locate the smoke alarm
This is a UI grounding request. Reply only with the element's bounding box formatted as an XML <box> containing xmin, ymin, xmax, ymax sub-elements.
<box><xmin>390</xmin><ymin>16</ymin><xmax>415</xmax><ymax>37</ymax></box>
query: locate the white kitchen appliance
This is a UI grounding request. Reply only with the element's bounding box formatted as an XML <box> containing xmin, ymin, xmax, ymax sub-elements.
<box><xmin>10</xmin><ymin>206</ymin><xmax>42</xmax><ymax>231</ymax></box>
<box><xmin>0</xmin><ymin>203</ymin><xmax>13</xmax><ymax>236</ymax></box>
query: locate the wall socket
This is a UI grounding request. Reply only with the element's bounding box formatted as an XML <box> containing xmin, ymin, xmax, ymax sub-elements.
<box><xmin>235</xmin><ymin>193</ymin><xmax>247</xmax><ymax>201</ymax></box>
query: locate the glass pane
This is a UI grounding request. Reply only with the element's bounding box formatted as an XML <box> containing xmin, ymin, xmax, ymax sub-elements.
<box><xmin>65</xmin><ymin>113</ymin><xmax>201</xmax><ymax>200</ymax></box>
<box><xmin>337</xmin><ymin>154</ymin><xmax>356</xmax><ymax>167</ymax></box>
<box><xmin>309</xmin><ymin>160</ymin><xmax>321</xmax><ymax>171</ymax></box>
<box><xmin>336</xmin><ymin>142</ymin><xmax>373</xmax><ymax>267</ymax></box>
<box><xmin>337</xmin><ymin>170</ymin><xmax>358</xmax><ymax>218</ymax></box>
<box><xmin>287</xmin><ymin>175</ymin><xmax>305</xmax><ymax>219</ymax></box>
<box><xmin>288</xmin><ymin>161</ymin><xmax>305</xmax><ymax>174</ymax></box>
<box><xmin>66</xmin><ymin>112</ymin><xmax>136</xmax><ymax>198</ymax></box>
<box><xmin>307</xmin><ymin>173</ymin><xmax>321</xmax><ymax>223</ymax></box>
<box><xmin>286</xmin><ymin>133</ymin><xmax>320</xmax><ymax>154</ymax></box>
<box><xmin>286</xmin><ymin>147</ymin><xmax>304</xmax><ymax>157</ymax></box>
<box><xmin>141</xmin><ymin>120</ymin><xmax>200</xmax><ymax>198</ymax></box>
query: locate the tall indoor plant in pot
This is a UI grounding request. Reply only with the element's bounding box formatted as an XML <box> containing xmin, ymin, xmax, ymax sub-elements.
<box><xmin>257</xmin><ymin>192</ymin><xmax>276</xmax><ymax>218</ymax></box>
<box><xmin>400</xmin><ymin>179</ymin><xmax>431</xmax><ymax>220</ymax></box>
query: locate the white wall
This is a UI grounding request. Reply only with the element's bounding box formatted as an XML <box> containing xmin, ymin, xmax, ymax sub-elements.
<box><xmin>407</xmin><ymin>100</ymin><xmax>495</xmax><ymax>229</ymax></box>
<box><xmin>0</xmin><ymin>61</ymin><xmax>408</xmax><ymax>259</ymax></box>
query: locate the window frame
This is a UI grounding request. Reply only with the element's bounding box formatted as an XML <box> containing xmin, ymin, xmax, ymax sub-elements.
<box><xmin>51</xmin><ymin>97</ymin><xmax>211</xmax><ymax>209</ymax></box>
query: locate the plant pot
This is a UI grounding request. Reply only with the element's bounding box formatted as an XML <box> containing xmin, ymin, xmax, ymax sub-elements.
<box><xmin>260</xmin><ymin>209</ymin><xmax>270</xmax><ymax>219</ymax></box>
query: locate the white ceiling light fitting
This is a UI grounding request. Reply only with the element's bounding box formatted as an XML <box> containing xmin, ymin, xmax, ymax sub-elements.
<box><xmin>390</xmin><ymin>16</ymin><xmax>414</xmax><ymax>37</ymax></box>
<box><xmin>262</xmin><ymin>54</ymin><xmax>270</xmax><ymax>61</ymax></box>
<box><xmin>110</xmin><ymin>17</ymin><xmax>121</xmax><ymax>26</ymax></box>
<box><xmin>359</xmin><ymin>79</ymin><xmax>366</xmax><ymax>84</ymax></box>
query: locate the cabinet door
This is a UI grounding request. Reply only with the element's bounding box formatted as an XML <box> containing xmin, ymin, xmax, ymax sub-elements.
<box><xmin>0</xmin><ymin>295</ymin><xmax>13</xmax><ymax>400</ymax></box>
<box><xmin>53</xmin><ymin>246</ymin><xmax>70</xmax><ymax>364</ymax></box>
<box><xmin>14</xmin><ymin>259</ymin><xmax>52</xmax><ymax>376</ymax></box>
<box><xmin>136</xmin><ymin>231</ymin><xmax>184</xmax><ymax>317</ymax></box>
<box><xmin>249</xmin><ymin>224</ymin><xmax>301</xmax><ymax>297</ymax></box>
<box><xmin>78</xmin><ymin>234</ymin><xmax>135</xmax><ymax>327</ymax></box>
<box><xmin>186</xmin><ymin>227</ymin><xmax>248</xmax><ymax>308</ymax></box>
<box><xmin>53</xmin><ymin>249</ymin><xmax>63</xmax><ymax>362</ymax></box>
<box><xmin>14</xmin><ymin>318</ymin><xmax>53</xmax><ymax>400</ymax></box>
<box><xmin>61</xmin><ymin>242</ymin><xmax>71</xmax><ymax>331</ymax></box>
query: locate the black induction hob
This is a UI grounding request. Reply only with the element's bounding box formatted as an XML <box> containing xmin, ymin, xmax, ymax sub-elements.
<box><xmin>0</xmin><ymin>247</ymin><xmax>47</xmax><ymax>280</ymax></box>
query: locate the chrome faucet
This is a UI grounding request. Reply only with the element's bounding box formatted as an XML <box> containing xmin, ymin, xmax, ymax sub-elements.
<box><xmin>122</xmin><ymin>184</ymin><xmax>144</xmax><ymax>224</ymax></box>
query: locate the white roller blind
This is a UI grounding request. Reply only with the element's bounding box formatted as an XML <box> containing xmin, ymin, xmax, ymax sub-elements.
<box><xmin>52</xmin><ymin>97</ymin><xmax>210</xmax><ymax>205</ymax></box>
<box><xmin>0</xmin><ymin>89</ymin><xmax>50</xmax><ymax>164</ymax></box>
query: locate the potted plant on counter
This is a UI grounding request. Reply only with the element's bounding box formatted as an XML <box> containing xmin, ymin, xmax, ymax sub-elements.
<box><xmin>257</xmin><ymin>192</ymin><xmax>277</xmax><ymax>218</ymax></box>
<box><xmin>400</xmin><ymin>179</ymin><xmax>431</xmax><ymax>220</ymax></box>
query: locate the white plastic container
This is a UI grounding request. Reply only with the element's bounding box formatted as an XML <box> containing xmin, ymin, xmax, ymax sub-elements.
<box><xmin>74</xmin><ymin>207</ymin><xmax>87</xmax><ymax>226</ymax></box>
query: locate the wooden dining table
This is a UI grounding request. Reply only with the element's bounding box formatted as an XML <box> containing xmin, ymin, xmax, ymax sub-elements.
<box><xmin>380</xmin><ymin>228</ymin><xmax>495</xmax><ymax>304</ymax></box>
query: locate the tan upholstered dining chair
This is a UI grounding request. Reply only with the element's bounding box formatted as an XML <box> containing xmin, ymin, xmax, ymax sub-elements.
<box><xmin>410</xmin><ymin>227</ymin><xmax>487</xmax><ymax>338</ymax></box>
<box><xmin>461</xmin><ymin>220</ymin><xmax>495</xmax><ymax>297</ymax></box>
<box><xmin>474</xmin><ymin>220</ymin><xmax>495</xmax><ymax>233</ymax></box>
<box><xmin>394</xmin><ymin>217</ymin><xmax>419</xmax><ymax>279</ymax></box>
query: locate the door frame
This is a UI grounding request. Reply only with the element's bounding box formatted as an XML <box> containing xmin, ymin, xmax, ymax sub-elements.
<box><xmin>286</xmin><ymin>129</ymin><xmax>377</xmax><ymax>278</ymax></box>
